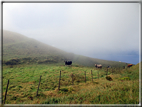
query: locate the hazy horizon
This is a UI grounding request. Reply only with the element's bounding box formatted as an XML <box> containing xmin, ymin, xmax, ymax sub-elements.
<box><xmin>3</xmin><ymin>3</ymin><xmax>140</xmax><ymax>64</ymax></box>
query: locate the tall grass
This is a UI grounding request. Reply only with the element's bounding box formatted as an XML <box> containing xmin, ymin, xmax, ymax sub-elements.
<box><xmin>2</xmin><ymin>63</ymin><xmax>139</xmax><ymax>104</ymax></box>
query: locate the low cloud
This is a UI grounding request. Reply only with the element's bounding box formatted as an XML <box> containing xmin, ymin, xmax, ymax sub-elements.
<box><xmin>3</xmin><ymin>3</ymin><xmax>140</xmax><ymax>64</ymax></box>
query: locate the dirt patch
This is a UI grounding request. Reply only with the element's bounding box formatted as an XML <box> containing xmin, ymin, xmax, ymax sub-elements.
<box><xmin>43</xmin><ymin>91</ymin><xmax>57</xmax><ymax>97</ymax></box>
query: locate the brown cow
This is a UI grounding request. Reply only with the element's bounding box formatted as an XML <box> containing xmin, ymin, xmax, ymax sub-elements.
<box><xmin>127</xmin><ymin>64</ymin><xmax>133</xmax><ymax>68</ymax></box>
<box><xmin>95</xmin><ymin>64</ymin><xmax>102</xmax><ymax>68</ymax></box>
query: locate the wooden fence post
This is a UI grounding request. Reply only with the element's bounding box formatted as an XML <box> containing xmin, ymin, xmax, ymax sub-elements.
<box><xmin>98</xmin><ymin>70</ymin><xmax>99</xmax><ymax>79</ymax></box>
<box><xmin>91</xmin><ymin>70</ymin><xmax>93</xmax><ymax>82</ymax></box>
<box><xmin>85</xmin><ymin>71</ymin><xmax>86</xmax><ymax>83</ymax></box>
<box><xmin>72</xmin><ymin>73</ymin><xmax>74</xmax><ymax>85</ymax></box>
<box><xmin>132</xmin><ymin>79</ymin><xmax>134</xmax><ymax>101</ymax></box>
<box><xmin>58</xmin><ymin>71</ymin><xmax>61</xmax><ymax>90</ymax></box>
<box><xmin>36</xmin><ymin>75</ymin><xmax>42</xmax><ymax>97</ymax></box>
<box><xmin>3</xmin><ymin>79</ymin><xmax>9</xmax><ymax>104</ymax></box>
<box><xmin>60</xmin><ymin>70</ymin><xmax>61</xmax><ymax>79</ymax></box>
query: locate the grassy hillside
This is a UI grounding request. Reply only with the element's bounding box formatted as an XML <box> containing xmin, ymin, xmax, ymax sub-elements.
<box><xmin>3</xmin><ymin>30</ymin><xmax>127</xmax><ymax>67</ymax></box>
<box><xmin>3</xmin><ymin>30</ymin><xmax>68</xmax><ymax>60</ymax></box>
<box><xmin>2</xmin><ymin>63</ymin><xmax>139</xmax><ymax>104</ymax></box>
<box><xmin>2</xmin><ymin>30</ymin><xmax>139</xmax><ymax>105</ymax></box>
<box><xmin>3</xmin><ymin>30</ymin><xmax>30</xmax><ymax>45</ymax></box>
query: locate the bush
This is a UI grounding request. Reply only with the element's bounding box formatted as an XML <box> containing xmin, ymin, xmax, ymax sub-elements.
<box><xmin>37</xmin><ymin>59</ymin><xmax>57</xmax><ymax>64</ymax></box>
<box><xmin>5</xmin><ymin>58</ymin><xmax>21</xmax><ymax>65</ymax></box>
<box><xmin>106</xmin><ymin>76</ymin><xmax>113</xmax><ymax>81</ymax></box>
<box><xmin>58</xmin><ymin>87</ymin><xmax>68</xmax><ymax>93</ymax></box>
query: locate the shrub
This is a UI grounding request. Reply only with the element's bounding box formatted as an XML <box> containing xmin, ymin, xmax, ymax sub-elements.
<box><xmin>5</xmin><ymin>58</ymin><xmax>21</xmax><ymax>65</ymax></box>
<box><xmin>58</xmin><ymin>87</ymin><xmax>68</xmax><ymax>93</ymax></box>
<box><xmin>37</xmin><ymin>59</ymin><xmax>57</xmax><ymax>64</ymax></box>
<box><xmin>106</xmin><ymin>76</ymin><xmax>113</xmax><ymax>81</ymax></box>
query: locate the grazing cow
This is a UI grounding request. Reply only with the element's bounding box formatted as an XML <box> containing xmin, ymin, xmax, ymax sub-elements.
<box><xmin>64</xmin><ymin>61</ymin><xmax>72</xmax><ymax>66</ymax></box>
<box><xmin>95</xmin><ymin>64</ymin><xmax>102</xmax><ymax>68</ymax></box>
<box><xmin>127</xmin><ymin>64</ymin><xmax>133</xmax><ymax>68</ymax></box>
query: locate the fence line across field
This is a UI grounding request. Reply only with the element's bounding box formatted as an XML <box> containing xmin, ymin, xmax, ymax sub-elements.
<box><xmin>3</xmin><ymin>68</ymin><xmax>113</xmax><ymax>103</ymax></box>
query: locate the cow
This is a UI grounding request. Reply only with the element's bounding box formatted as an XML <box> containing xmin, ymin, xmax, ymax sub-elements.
<box><xmin>95</xmin><ymin>64</ymin><xmax>102</xmax><ymax>68</ymax></box>
<box><xmin>127</xmin><ymin>64</ymin><xmax>133</xmax><ymax>68</ymax></box>
<box><xmin>64</xmin><ymin>61</ymin><xmax>72</xmax><ymax>66</ymax></box>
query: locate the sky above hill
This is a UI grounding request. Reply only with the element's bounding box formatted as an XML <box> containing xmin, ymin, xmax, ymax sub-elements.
<box><xmin>3</xmin><ymin>2</ymin><xmax>140</xmax><ymax>64</ymax></box>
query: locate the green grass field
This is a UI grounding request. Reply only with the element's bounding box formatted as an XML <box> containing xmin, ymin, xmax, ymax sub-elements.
<box><xmin>2</xmin><ymin>63</ymin><xmax>139</xmax><ymax>104</ymax></box>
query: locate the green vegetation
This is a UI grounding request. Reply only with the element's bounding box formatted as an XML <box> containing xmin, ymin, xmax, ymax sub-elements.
<box><xmin>3</xmin><ymin>30</ymin><xmax>127</xmax><ymax>67</ymax></box>
<box><xmin>2</xmin><ymin>63</ymin><xmax>139</xmax><ymax>104</ymax></box>
<box><xmin>2</xmin><ymin>30</ymin><xmax>139</xmax><ymax>104</ymax></box>
<box><xmin>119</xmin><ymin>77</ymin><xmax>130</xmax><ymax>80</ymax></box>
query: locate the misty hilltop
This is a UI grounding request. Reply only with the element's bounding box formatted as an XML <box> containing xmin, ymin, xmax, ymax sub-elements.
<box><xmin>3</xmin><ymin>30</ymin><xmax>126</xmax><ymax>67</ymax></box>
<box><xmin>3</xmin><ymin>30</ymin><xmax>69</xmax><ymax>59</ymax></box>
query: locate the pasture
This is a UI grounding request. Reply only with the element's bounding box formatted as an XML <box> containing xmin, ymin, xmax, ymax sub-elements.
<box><xmin>2</xmin><ymin>63</ymin><xmax>139</xmax><ymax>104</ymax></box>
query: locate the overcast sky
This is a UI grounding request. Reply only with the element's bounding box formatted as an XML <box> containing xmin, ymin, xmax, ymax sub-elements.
<box><xmin>3</xmin><ymin>3</ymin><xmax>140</xmax><ymax>64</ymax></box>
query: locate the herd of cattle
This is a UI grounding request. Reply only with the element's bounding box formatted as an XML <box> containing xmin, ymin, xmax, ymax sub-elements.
<box><xmin>64</xmin><ymin>61</ymin><xmax>133</xmax><ymax>68</ymax></box>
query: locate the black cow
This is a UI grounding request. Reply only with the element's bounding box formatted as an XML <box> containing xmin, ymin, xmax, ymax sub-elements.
<box><xmin>64</xmin><ymin>61</ymin><xmax>72</xmax><ymax>66</ymax></box>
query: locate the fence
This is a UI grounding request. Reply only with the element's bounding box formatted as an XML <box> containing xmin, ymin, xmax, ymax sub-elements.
<box><xmin>3</xmin><ymin>67</ymin><xmax>117</xmax><ymax>104</ymax></box>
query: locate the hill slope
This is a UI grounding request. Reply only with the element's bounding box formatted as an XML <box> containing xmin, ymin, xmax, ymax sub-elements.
<box><xmin>2</xmin><ymin>30</ymin><xmax>126</xmax><ymax>67</ymax></box>
<box><xmin>3</xmin><ymin>30</ymin><xmax>68</xmax><ymax>59</ymax></box>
